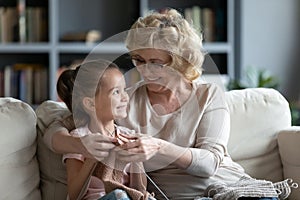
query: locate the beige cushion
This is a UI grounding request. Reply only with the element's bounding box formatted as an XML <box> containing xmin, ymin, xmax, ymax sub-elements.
<box><xmin>278</xmin><ymin>128</ymin><xmax>300</xmax><ymax>200</ymax></box>
<box><xmin>0</xmin><ymin>97</ymin><xmax>41</xmax><ymax>200</ymax></box>
<box><xmin>35</xmin><ymin>100</ymin><xmax>69</xmax><ymax>200</ymax></box>
<box><xmin>225</xmin><ymin>88</ymin><xmax>291</xmax><ymax>182</ymax></box>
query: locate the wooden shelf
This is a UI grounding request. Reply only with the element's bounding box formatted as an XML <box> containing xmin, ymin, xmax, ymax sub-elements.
<box><xmin>0</xmin><ymin>0</ymin><xmax>235</xmax><ymax>103</ymax></box>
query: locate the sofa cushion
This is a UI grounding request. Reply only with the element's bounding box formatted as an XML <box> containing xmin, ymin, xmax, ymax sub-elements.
<box><xmin>278</xmin><ymin>128</ymin><xmax>300</xmax><ymax>199</ymax></box>
<box><xmin>0</xmin><ymin>97</ymin><xmax>41</xmax><ymax>200</ymax></box>
<box><xmin>226</xmin><ymin>88</ymin><xmax>291</xmax><ymax>182</ymax></box>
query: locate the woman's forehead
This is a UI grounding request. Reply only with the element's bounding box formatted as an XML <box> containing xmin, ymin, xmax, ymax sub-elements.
<box><xmin>131</xmin><ymin>49</ymin><xmax>170</xmax><ymax>58</ymax></box>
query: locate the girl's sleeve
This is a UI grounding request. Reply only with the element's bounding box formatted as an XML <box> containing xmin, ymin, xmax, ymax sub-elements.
<box><xmin>186</xmin><ymin>85</ymin><xmax>230</xmax><ymax>177</ymax></box>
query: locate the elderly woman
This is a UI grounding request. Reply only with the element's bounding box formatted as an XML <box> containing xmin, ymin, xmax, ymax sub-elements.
<box><xmin>43</xmin><ymin>9</ymin><xmax>283</xmax><ymax>200</ymax></box>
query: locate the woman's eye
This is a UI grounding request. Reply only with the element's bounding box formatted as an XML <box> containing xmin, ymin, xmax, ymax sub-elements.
<box><xmin>132</xmin><ymin>58</ymin><xmax>145</xmax><ymax>65</ymax></box>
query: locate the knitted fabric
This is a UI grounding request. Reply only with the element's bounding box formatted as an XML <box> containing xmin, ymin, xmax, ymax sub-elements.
<box><xmin>203</xmin><ymin>176</ymin><xmax>297</xmax><ymax>200</ymax></box>
<box><xmin>93</xmin><ymin>153</ymin><xmax>148</xmax><ymax>200</ymax></box>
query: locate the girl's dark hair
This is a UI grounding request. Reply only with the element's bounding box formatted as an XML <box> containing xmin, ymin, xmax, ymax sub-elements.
<box><xmin>57</xmin><ymin>66</ymin><xmax>79</xmax><ymax>112</ymax></box>
<box><xmin>56</xmin><ymin>59</ymin><xmax>119</xmax><ymax>127</ymax></box>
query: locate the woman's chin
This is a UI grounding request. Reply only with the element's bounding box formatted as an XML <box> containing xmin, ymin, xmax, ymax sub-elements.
<box><xmin>114</xmin><ymin>113</ymin><xmax>127</xmax><ymax>120</ymax></box>
<box><xmin>146</xmin><ymin>83</ymin><xmax>166</xmax><ymax>93</ymax></box>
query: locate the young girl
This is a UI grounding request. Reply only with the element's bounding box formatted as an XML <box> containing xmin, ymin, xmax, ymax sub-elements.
<box><xmin>56</xmin><ymin>60</ymin><xmax>152</xmax><ymax>200</ymax></box>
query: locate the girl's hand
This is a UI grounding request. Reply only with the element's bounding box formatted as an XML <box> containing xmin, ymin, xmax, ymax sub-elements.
<box><xmin>115</xmin><ymin>132</ymin><xmax>138</xmax><ymax>145</ymax></box>
<box><xmin>116</xmin><ymin>135</ymin><xmax>162</xmax><ymax>162</ymax></box>
<box><xmin>80</xmin><ymin>134</ymin><xmax>117</xmax><ymax>161</ymax></box>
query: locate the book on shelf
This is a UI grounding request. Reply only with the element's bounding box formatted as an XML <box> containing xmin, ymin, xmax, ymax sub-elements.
<box><xmin>18</xmin><ymin>0</ymin><xmax>26</xmax><ymax>43</ymax></box>
<box><xmin>192</xmin><ymin>6</ymin><xmax>202</xmax><ymax>37</ymax></box>
<box><xmin>0</xmin><ymin>0</ymin><xmax>47</xmax><ymax>43</ymax></box>
<box><xmin>4</xmin><ymin>65</ymin><xmax>12</xmax><ymax>97</ymax></box>
<box><xmin>202</xmin><ymin>8</ymin><xmax>215</xmax><ymax>42</ymax></box>
<box><xmin>183</xmin><ymin>7</ymin><xmax>217</xmax><ymax>42</ymax></box>
<box><xmin>26</xmin><ymin>7</ymin><xmax>47</xmax><ymax>42</ymax></box>
<box><xmin>1</xmin><ymin>63</ymin><xmax>48</xmax><ymax>104</ymax></box>
<box><xmin>0</xmin><ymin>7</ymin><xmax>18</xmax><ymax>43</ymax></box>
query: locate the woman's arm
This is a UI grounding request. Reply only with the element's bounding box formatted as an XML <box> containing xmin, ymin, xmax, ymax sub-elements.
<box><xmin>118</xmin><ymin>108</ymin><xmax>229</xmax><ymax>177</ymax></box>
<box><xmin>117</xmin><ymin>85</ymin><xmax>230</xmax><ymax>177</ymax></box>
<box><xmin>52</xmin><ymin>129</ymin><xmax>90</xmax><ymax>155</ymax></box>
<box><xmin>51</xmin><ymin>128</ymin><xmax>118</xmax><ymax>161</ymax></box>
<box><xmin>66</xmin><ymin>158</ymin><xmax>97</xmax><ymax>200</ymax></box>
<box><xmin>44</xmin><ymin>119</ymin><xmax>117</xmax><ymax>161</ymax></box>
<box><xmin>185</xmin><ymin>108</ymin><xmax>230</xmax><ymax>176</ymax></box>
<box><xmin>116</xmin><ymin>136</ymin><xmax>192</xmax><ymax>168</ymax></box>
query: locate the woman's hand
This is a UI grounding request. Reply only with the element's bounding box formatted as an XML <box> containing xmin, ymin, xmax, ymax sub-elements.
<box><xmin>116</xmin><ymin>133</ymin><xmax>193</xmax><ymax>170</ymax></box>
<box><xmin>116</xmin><ymin>134</ymin><xmax>162</xmax><ymax>162</ymax></box>
<box><xmin>80</xmin><ymin>134</ymin><xmax>117</xmax><ymax>161</ymax></box>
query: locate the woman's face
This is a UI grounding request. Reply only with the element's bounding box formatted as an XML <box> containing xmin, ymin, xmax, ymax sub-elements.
<box><xmin>131</xmin><ymin>48</ymin><xmax>181</xmax><ymax>93</ymax></box>
<box><xmin>94</xmin><ymin>68</ymin><xmax>129</xmax><ymax>121</ymax></box>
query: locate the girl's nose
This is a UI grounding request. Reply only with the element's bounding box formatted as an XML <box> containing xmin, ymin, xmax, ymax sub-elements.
<box><xmin>121</xmin><ymin>91</ymin><xmax>129</xmax><ymax>102</ymax></box>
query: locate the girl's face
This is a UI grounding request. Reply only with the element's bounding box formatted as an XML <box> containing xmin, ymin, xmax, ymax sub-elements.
<box><xmin>131</xmin><ymin>48</ymin><xmax>181</xmax><ymax>93</ymax></box>
<box><xmin>94</xmin><ymin>68</ymin><xmax>129</xmax><ymax>122</ymax></box>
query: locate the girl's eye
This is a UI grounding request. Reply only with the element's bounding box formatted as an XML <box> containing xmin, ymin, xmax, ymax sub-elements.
<box><xmin>112</xmin><ymin>89</ymin><xmax>120</xmax><ymax>95</ymax></box>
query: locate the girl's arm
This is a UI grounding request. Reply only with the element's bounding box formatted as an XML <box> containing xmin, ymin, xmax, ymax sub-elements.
<box><xmin>65</xmin><ymin>158</ymin><xmax>97</xmax><ymax>200</ymax></box>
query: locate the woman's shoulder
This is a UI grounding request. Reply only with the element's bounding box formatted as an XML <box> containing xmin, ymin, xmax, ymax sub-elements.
<box><xmin>193</xmin><ymin>80</ymin><xmax>225</xmax><ymax>96</ymax></box>
<box><xmin>192</xmin><ymin>80</ymin><xmax>227</xmax><ymax>108</ymax></box>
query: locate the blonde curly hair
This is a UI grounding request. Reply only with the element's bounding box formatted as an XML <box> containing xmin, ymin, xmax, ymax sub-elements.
<box><xmin>125</xmin><ymin>8</ymin><xmax>206</xmax><ymax>81</ymax></box>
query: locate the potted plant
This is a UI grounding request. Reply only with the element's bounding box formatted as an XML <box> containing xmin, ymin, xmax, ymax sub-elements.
<box><xmin>227</xmin><ymin>66</ymin><xmax>279</xmax><ymax>90</ymax></box>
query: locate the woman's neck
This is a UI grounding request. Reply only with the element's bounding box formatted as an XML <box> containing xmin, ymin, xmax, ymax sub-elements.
<box><xmin>147</xmin><ymin>81</ymin><xmax>193</xmax><ymax>115</ymax></box>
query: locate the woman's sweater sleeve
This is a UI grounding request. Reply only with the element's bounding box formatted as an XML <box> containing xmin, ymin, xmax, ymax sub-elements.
<box><xmin>186</xmin><ymin>86</ymin><xmax>230</xmax><ymax>177</ymax></box>
<box><xmin>36</xmin><ymin>100</ymin><xmax>71</xmax><ymax>151</ymax></box>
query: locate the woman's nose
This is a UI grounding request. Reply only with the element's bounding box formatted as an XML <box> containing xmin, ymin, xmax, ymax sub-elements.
<box><xmin>137</xmin><ymin>64</ymin><xmax>152</xmax><ymax>76</ymax></box>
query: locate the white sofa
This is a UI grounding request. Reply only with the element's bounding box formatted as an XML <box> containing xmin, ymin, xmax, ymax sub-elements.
<box><xmin>0</xmin><ymin>88</ymin><xmax>299</xmax><ymax>200</ymax></box>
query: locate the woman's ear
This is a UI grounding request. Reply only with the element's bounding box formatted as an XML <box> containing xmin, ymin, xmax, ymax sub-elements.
<box><xmin>83</xmin><ymin>97</ymin><xmax>95</xmax><ymax>112</ymax></box>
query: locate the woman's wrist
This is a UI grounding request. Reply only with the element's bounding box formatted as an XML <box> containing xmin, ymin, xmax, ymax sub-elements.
<box><xmin>74</xmin><ymin>137</ymin><xmax>92</xmax><ymax>158</ymax></box>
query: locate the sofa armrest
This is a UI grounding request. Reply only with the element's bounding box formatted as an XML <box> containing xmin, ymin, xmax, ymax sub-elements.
<box><xmin>277</xmin><ymin>127</ymin><xmax>300</xmax><ymax>199</ymax></box>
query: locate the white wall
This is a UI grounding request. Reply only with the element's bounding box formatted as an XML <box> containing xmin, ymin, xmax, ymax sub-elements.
<box><xmin>239</xmin><ymin>0</ymin><xmax>300</xmax><ymax>101</ymax></box>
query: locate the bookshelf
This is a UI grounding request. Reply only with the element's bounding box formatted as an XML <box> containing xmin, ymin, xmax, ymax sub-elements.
<box><xmin>0</xmin><ymin>0</ymin><xmax>235</xmax><ymax>104</ymax></box>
